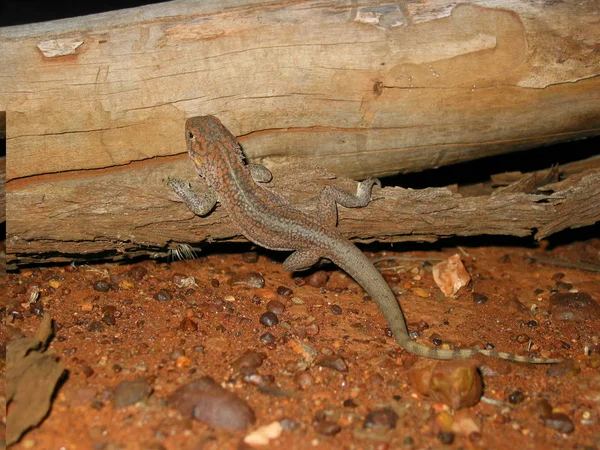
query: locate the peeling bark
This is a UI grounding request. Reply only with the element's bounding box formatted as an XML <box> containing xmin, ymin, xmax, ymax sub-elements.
<box><xmin>7</xmin><ymin>160</ymin><xmax>600</xmax><ymax>265</ymax></box>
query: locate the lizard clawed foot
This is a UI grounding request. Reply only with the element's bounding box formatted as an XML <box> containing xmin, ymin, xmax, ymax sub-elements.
<box><xmin>357</xmin><ymin>177</ymin><xmax>382</xmax><ymax>204</ymax></box>
<box><xmin>166</xmin><ymin>177</ymin><xmax>197</xmax><ymax>203</ymax></box>
<box><xmin>166</xmin><ymin>177</ymin><xmax>189</xmax><ymax>191</ymax></box>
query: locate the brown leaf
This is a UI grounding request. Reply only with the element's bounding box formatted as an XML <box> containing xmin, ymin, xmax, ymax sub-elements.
<box><xmin>6</xmin><ymin>315</ymin><xmax>65</xmax><ymax>445</ymax></box>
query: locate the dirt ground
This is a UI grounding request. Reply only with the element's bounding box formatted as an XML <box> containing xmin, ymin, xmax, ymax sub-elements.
<box><xmin>4</xmin><ymin>234</ymin><xmax>600</xmax><ymax>450</ymax></box>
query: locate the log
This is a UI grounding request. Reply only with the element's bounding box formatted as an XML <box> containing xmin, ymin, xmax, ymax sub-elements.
<box><xmin>0</xmin><ymin>157</ymin><xmax>5</xmax><ymax>224</ymax></box>
<box><xmin>1</xmin><ymin>1</ymin><xmax>599</xmax><ymax>181</ymax></box>
<box><xmin>7</xmin><ymin>159</ymin><xmax>600</xmax><ymax>265</ymax></box>
<box><xmin>1</xmin><ymin>111</ymin><xmax>5</xmax><ymax>223</ymax></box>
<box><xmin>1</xmin><ymin>0</ymin><xmax>599</xmax><ymax>263</ymax></box>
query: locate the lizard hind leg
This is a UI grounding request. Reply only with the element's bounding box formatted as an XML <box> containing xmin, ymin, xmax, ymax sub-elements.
<box><xmin>283</xmin><ymin>250</ymin><xmax>322</xmax><ymax>272</ymax></box>
<box><xmin>318</xmin><ymin>178</ymin><xmax>382</xmax><ymax>228</ymax></box>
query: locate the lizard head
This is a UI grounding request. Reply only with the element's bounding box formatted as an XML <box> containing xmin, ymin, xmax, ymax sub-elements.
<box><xmin>185</xmin><ymin>115</ymin><xmax>244</xmax><ymax>179</ymax></box>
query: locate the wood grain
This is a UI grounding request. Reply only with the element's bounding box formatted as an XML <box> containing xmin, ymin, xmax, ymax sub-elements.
<box><xmin>7</xmin><ymin>159</ymin><xmax>600</xmax><ymax>264</ymax></box>
<box><xmin>1</xmin><ymin>0</ymin><xmax>599</xmax><ymax>263</ymax></box>
<box><xmin>1</xmin><ymin>1</ymin><xmax>599</xmax><ymax>181</ymax></box>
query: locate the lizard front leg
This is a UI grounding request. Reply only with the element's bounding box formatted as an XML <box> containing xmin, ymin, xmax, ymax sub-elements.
<box><xmin>167</xmin><ymin>177</ymin><xmax>218</xmax><ymax>216</ymax></box>
<box><xmin>318</xmin><ymin>178</ymin><xmax>382</xmax><ymax>228</ymax></box>
<box><xmin>247</xmin><ymin>163</ymin><xmax>272</xmax><ymax>183</ymax></box>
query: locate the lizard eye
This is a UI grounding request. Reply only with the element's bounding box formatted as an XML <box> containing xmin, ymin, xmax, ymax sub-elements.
<box><xmin>187</xmin><ymin>130</ymin><xmax>194</xmax><ymax>140</ymax></box>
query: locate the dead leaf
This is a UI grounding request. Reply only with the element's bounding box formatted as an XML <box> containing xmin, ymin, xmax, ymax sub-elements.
<box><xmin>6</xmin><ymin>315</ymin><xmax>65</xmax><ymax>445</ymax></box>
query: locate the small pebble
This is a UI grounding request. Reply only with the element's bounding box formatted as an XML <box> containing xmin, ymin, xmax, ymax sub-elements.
<box><xmin>266</xmin><ymin>300</ymin><xmax>285</xmax><ymax>315</ymax></box>
<box><xmin>403</xmin><ymin>436</ymin><xmax>415</xmax><ymax>446</ymax></box>
<box><xmin>102</xmin><ymin>313</ymin><xmax>116</xmax><ymax>326</ymax></box>
<box><xmin>260</xmin><ymin>312</ymin><xmax>279</xmax><ymax>327</ymax></box>
<box><xmin>409</xmin><ymin>361</ymin><xmax>483</xmax><ymax>409</ymax></box>
<box><xmin>93</xmin><ymin>280</ymin><xmax>111</xmax><ymax>292</ymax></box>
<box><xmin>555</xmin><ymin>281</ymin><xmax>573</xmax><ymax>290</ymax></box>
<box><xmin>472</xmin><ymin>293</ymin><xmax>488</xmax><ymax>304</ymax></box>
<box><xmin>243</xmin><ymin>421</ymin><xmax>283</xmax><ymax>446</ymax></box>
<box><xmin>259</xmin><ymin>332</ymin><xmax>276</xmax><ymax>343</ymax></box>
<box><xmin>363</xmin><ymin>408</ymin><xmax>399</xmax><ymax>429</ymax></box>
<box><xmin>550</xmin><ymin>292</ymin><xmax>600</xmax><ymax>321</ymax></box>
<box><xmin>113</xmin><ymin>378</ymin><xmax>152</xmax><ymax>408</ymax></box>
<box><xmin>437</xmin><ymin>431</ymin><xmax>455</xmax><ymax>445</ymax></box>
<box><xmin>110</xmin><ymin>272</ymin><xmax>128</xmax><ymax>284</ymax></box>
<box><xmin>530</xmin><ymin>399</ymin><xmax>553</xmax><ymax>418</ymax></box>
<box><xmin>87</xmin><ymin>321</ymin><xmax>105</xmax><ymax>332</ymax></box>
<box><xmin>102</xmin><ymin>305</ymin><xmax>121</xmax><ymax>318</ymax></box>
<box><xmin>173</xmin><ymin>273</ymin><xmax>195</xmax><ymax>288</ymax></box>
<box><xmin>507</xmin><ymin>390</ymin><xmax>525</xmax><ymax>404</ymax></box>
<box><xmin>544</xmin><ymin>413</ymin><xmax>574</xmax><ymax>434</ymax></box>
<box><xmin>176</xmin><ymin>356</ymin><xmax>192</xmax><ymax>368</ymax></box>
<box><xmin>316</xmin><ymin>355</ymin><xmax>348</xmax><ymax>373</ymax></box>
<box><xmin>168</xmin><ymin>376</ymin><xmax>256</xmax><ymax>430</ymax></box>
<box><xmin>230</xmin><ymin>272</ymin><xmax>265</xmax><ymax>288</ymax></box>
<box><xmin>244</xmin><ymin>373</ymin><xmax>272</xmax><ymax>387</ymax></box>
<box><xmin>432</xmin><ymin>254</ymin><xmax>471</xmax><ymax>297</ymax></box>
<box><xmin>118</xmin><ymin>279</ymin><xmax>135</xmax><ymax>290</ymax></box>
<box><xmin>29</xmin><ymin>300</ymin><xmax>44</xmax><ymax>317</ymax></box>
<box><xmin>179</xmin><ymin>317</ymin><xmax>198</xmax><ymax>331</ymax></box>
<box><xmin>80</xmin><ymin>301</ymin><xmax>94</xmax><ymax>312</ymax></box>
<box><xmin>343</xmin><ymin>398</ymin><xmax>358</xmax><ymax>408</ymax></box>
<box><xmin>432</xmin><ymin>336</ymin><xmax>443</xmax><ymax>347</ymax></box>
<box><xmin>294</xmin><ymin>371</ymin><xmax>314</xmax><ymax>389</ymax></box>
<box><xmin>305</xmin><ymin>322</ymin><xmax>320</xmax><ymax>337</ymax></box>
<box><xmin>305</xmin><ymin>271</ymin><xmax>329</xmax><ymax>288</ymax></box>
<box><xmin>170</xmin><ymin>348</ymin><xmax>185</xmax><ymax>360</ymax></box>
<box><xmin>154</xmin><ymin>289</ymin><xmax>172</xmax><ymax>302</ymax></box>
<box><xmin>412</xmin><ymin>287</ymin><xmax>430</xmax><ymax>298</ymax></box>
<box><xmin>330</xmin><ymin>304</ymin><xmax>342</xmax><ymax>315</ymax></box>
<box><xmin>280</xmin><ymin>417</ymin><xmax>300</xmax><ymax>431</ymax></box>
<box><xmin>242</xmin><ymin>252</ymin><xmax>259</xmax><ymax>263</ymax></box>
<box><xmin>277</xmin><ymin>286</ymin><xmax>293</xmax><ymax>296</ymax></box>
<box><xmin>231</xmin><ymin>350</ymin><xmax>267</xmax><ymax>375</ymax></box>
<box><xmin>515</xmin><ymin>334</ymin><xmax>530</xmax><ymax>344</ymax></box>
<box><xmin>129</xmin><ymin>266</ymin><xmax>148</xmax><ymax>281</ymax></box>
<box><xmin>313</xmin><ymin>416</ymin><xmax>341</xmax><ymax>436</ymax></box>
<box><xmin>554</xmin><ymin>340</ymin><xmax>571</xmax><ymax>350</ymax></box>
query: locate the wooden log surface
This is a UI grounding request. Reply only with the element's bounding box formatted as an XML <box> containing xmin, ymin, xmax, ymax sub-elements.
<box><xmin>7</xmin><ymin>158</ymin><xmax>600</xmax><ymax>264</ymax></box>
<box><xmin>1</xmin><ymin>0</ymin><xmax>599</xmax><ymax>181</ymax></box>
<box><xmin>1</xmin><ymin>111</ymin><xmax>5</xmax><ymax>223</ymax></box>
<box><xmin>1</xmin><ymin>0</ymin><xmax>599</xmax><ymax>263</ymax></box>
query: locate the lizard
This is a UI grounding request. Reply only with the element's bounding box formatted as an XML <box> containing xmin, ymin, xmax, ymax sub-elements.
<box><xmin>168</xmin><ymin>115</ymin><xmax>561</xmax><ymax>363</ymax></box>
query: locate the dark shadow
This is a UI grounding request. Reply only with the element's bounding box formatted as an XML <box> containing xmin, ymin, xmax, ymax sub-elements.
<box><xmin>383</xmin><ymin>137</ymin><xmax>599</xmax><ymax>189</ymax></box>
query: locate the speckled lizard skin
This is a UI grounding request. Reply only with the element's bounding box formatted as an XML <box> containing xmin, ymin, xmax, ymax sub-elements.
<box><xmin>168</xmin><ymin>115</ymin><xmax>560</xmax><ymax>363</ymax></box>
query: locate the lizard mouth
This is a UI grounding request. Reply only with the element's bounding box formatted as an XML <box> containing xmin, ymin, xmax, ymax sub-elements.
<box><xmin>192</xmin><ymin>154</ymin><xmax>202</xmax><ymax>165</ymax></box>
<box><xmin>191</xmin><ymin>154</ymin><xmax>205</xmax><ymax>175</ymax></box>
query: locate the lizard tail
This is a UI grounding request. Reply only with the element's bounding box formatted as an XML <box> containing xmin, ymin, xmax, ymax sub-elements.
<box><xmin>331</xmin><ymin>243</ymin><xmax>560</xmax><ymax>364</ymax></box>
<box><xmin>399</xmin><ymin>338</ymin><xmax>562</xmax><ymax>363</ymax></box>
